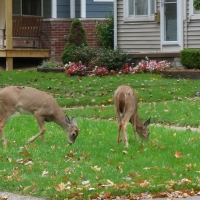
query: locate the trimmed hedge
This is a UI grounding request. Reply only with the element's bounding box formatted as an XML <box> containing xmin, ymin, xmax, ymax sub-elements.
<box><xmin>180</xmin><ymin>48</ymin><xmax>200</xmax><ymax>69</ymax></box>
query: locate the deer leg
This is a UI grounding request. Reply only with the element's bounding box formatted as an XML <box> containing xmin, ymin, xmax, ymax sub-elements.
<box><xmin>132</xmin><ymin>114</ymin><xmax>138</xmax><ymax>142</ymax></box>
<box><xmin>0</xmin><ymin>124</ymin><xmax>7</xmax><ymax>147</ymax></box>
<box><xmin>27</xmin><ymin>116</ymin><xmax>46</xmax><ymax>143</ymax></box>
<box><xmin>121</xmin><ymin>121</ymin><xmax>129</xmax><ymax>147</ymax></box>
<box><xmin>0</xmin><ymin>112</ymin><xmax>13</xmax><ymax>147</ymax></box>
<box><xmin>121</xmin><ymin>112</ymin><xmax>133</xmax><ymax>147</ymax></box>
<box><xmin>118</xmin><ymin>123</ymin><xmax>122</xmax><ymax>144</ymax></box>
<box><xmin>116</xmin><ymin>109</ymin><xmax>122</xmax><ymax>144</ymax></box>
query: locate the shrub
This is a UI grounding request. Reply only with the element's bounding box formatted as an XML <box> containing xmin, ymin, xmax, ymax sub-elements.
<box><xmin>194</xmin><ymin>0</ymin><xmax>200</xmax><ymax>11</ymax></box>
<box><xmin>95</xmin><ymin>11</ymin><xmax>114</xmax><ymax>49</ymax></box>
<box><xmin>39</xmin><ymin>60</ymin><xmax>63</xmax><ymax>69</ymax></box>
<box><xmin>66</xmin><ymin>18</ymin><xmax>87</xmax><ymax>47</ymax></box>
<box><xmin>61</xmin><ymin>19</ymin><xmax>88</xmax><ymax>64</ymax></box>
<box><xmin>91</xmin><ymin>48</ymin><xmax>130</xmax><ymax>71</ymax></box>
<box><xmin>180</xmin><ymin>48</ymin><xmax>200</xmax><ymax>69</ymax></box>
<box><xmin>62</xmin><ymin>44</ymin><xmax>96</xmax><ymax>66</ymax></box>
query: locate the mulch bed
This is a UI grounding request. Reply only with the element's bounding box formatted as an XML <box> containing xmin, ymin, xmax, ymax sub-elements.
<box><xmin>161</xmin><ymin>69</ymin><xmax>200</xmax><ymax>79</ymax></box>
<box><xmin>37</xmin><ymin>68</ymin><xmax>65</xmax><ymax>73</ymax></box>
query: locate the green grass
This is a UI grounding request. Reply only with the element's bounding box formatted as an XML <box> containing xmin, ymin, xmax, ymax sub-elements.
<box><xmin>1</xmin><ymin>70</ymin><xmax>200</xmax><ymax>107</ymax></box>
<box><xmin>1</xmin><ymin>70</ymin><xmax>200</xmax><ymax>198</ymax></box>
<box><xmin>1</xmin><ymin>115</ymin><xmax>200</xmax><ymax>199</ymax></box>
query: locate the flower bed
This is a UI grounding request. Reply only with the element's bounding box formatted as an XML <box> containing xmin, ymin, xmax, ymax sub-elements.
<box><xmin>65</xmin><ymin>59</ymin><xmax>170</xmax><ymax>76</ymax></box>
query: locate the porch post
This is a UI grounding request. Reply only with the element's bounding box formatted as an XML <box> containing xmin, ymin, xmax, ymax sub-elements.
<box><xmin>6</xmin><ymin>0</ymin><xmax>13</xmax><ymax>71</ymax></box>
<box><xmin>81</xmin><ymin>0</ymin><xmax>86</xmax><ymax>18</ymax></box>
<box><xmin>70</xmin><ymin>0</ymin><xmax>75</xmax><ymax>18</ymax></box>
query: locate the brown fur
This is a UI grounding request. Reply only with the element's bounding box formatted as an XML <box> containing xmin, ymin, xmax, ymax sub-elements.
<box><xmin>0</xmin><ymin>86</ymin><xmax>79</xmax><ymax>147</ymax></box>
<box><xmin>114</xmin><ymin>85</ymin><xmax>150</xmax><ymax>147</ymax></box>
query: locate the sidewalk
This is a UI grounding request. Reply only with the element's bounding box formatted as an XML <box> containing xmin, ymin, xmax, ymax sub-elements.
<box><xmin>0</xmin><ymin>191</ymin><xmax>45</xmax><ymax>200</ymax></box>
<box><xmin>0</xmin><ymin>191</ymin><xmax>200</xmax><ymax>200</ymax></box>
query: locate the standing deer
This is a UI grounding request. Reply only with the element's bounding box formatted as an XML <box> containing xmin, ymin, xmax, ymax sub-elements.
<box><xmin>114</xmin><ymin>85</ymin><xmax>150</xmax><ymax>147</ymax></box>
<box><xmin>0</xmin><ymin>86</ymin><xmax>79</xmax><ymax>147</ymax></box>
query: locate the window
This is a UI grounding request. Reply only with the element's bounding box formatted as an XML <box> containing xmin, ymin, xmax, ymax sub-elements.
<box><xmin>22</xmin><ymin>0</ymin><xmax>42</xmax><ymax>16</ymax></box>
<box><xmin>189</xmin><ymin>0</ymin><xmax>200</xmax><ymax>20</ymax></box>
<box><xmin>124</xmin><ymin>0</ymin><xmax>156</xmax><ymax>21</ymax></box>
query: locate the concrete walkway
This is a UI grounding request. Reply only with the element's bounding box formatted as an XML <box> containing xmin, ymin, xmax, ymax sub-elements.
<box><xmin>0</xmin><ymin>191</ymin><xmax>200</xmax><ymax>200</ymax></box>
<box><xmin>0</xmin><ymin>191</ymin><xmax>45</xmax><ymax>200</ymax></box>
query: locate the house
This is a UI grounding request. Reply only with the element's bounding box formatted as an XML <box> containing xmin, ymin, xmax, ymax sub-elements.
<box><xmin>0</xmin><ymin>0</ymin><xmax>113</xmax><ymax>70</ymax></box>
<box><xmin>113</xmin><ymin>0</ymin><xmax>200</xmax><ymax>67</ymax></box>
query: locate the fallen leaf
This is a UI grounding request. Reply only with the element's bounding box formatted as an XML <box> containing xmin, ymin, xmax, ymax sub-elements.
<box><xmin>55</xmin><ymin>182</ymin><xmax>67</xmax><ymax>192</ymax></box>
<box><xmin>174</xmin><ymin>151</ymin><xmax>182</xmax><ymax>158</ymax></box>
<box><xmin>91</xmin><ymin>166</ymin><xmax>101</xmax><ymax>172</ymax></box>
<box><xmin>139</xmin><ymin>180</ymin><xmax>149</xmax><ymax>188</ymax></box>
<box><xmin>103</xmin><ymin>192</ymin><xmax>111</xmax><ymax>198</ymax></box>
<box><xmin>82</xmin><ymin>180</ymin><xmax>90</xmax><ymax>185</ymax></box>
<box><xmin>42</xmin><ymin>170</ymin><xmax>48</xmax><ymax>177</ymax></box>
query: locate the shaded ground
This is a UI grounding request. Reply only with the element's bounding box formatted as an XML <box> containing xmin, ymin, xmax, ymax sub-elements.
<box><xmin>0</xmin><ymin>58</ymin><xmax>42</xmax><ymax>71</ymax></box>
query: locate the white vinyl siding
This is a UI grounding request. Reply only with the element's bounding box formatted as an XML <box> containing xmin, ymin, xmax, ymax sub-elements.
<box><xmin>184</xmin><ymin>0</ymin><xmax>200</xmax><ymax>49</ymax></box>
<box><xmin>116</xmin><ymin>0</ymin><xmax>160</xmax><ymax>53</ymax></box>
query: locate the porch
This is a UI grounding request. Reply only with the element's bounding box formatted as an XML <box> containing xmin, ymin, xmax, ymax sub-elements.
<box><xmin>0</xmin><ymin>0</ymin><xmax>50</xmax><ymax>70</ymax></box>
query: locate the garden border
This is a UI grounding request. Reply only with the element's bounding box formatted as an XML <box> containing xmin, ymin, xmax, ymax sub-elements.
<box><xmin>161</xmin><ymin>69</ymin><xmax>200</xmax><ymax>79</ymax></box>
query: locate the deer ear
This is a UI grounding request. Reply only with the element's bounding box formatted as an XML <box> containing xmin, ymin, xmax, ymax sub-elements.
<box><xmin>71</xmin><ymin>117</ymin><xmax>77</xmax><ymax>126</ymax></box>
<box><xmin>66</xmin><ymin>115</ymin><xmax>71</xmax><ymax>124</ymax></box>
<box><xmin>144</xmin><ymin>117</ymin><xmax>151</xmax><ymax>127</ymax></box>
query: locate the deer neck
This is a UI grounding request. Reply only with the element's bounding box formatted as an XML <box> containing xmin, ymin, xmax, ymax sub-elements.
<box><xmin>136</xmin><ymin>112</ymin><xmax>144</xmax><ymax>128</ymax></box>
<box><xmin>52</xmin><ymin>109</ymin><xmax>68</xmax><ymax>130</ymax></box>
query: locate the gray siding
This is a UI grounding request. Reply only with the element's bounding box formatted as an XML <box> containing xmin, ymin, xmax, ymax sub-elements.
<box><xmin>57</xmin><ymin>0</ymin><xmax>70</xmax><ymax>18</ymax></box>
<box><xmin>184</xmin><ymin>0</ymin><xmax>200</xmax><ymax>49</ymax></box>
<box><xmin>86</xmin><ymin>0</ymin><xmax>113</xmax><ymax>18</ymax></box>
<box><xmin>116</xmin><ymin>0</ymin><xmax>160</xmax><ymax>53</ymax></box>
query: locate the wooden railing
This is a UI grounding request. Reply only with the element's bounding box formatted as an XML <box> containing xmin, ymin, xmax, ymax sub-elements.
<box><xmin>0</xmin><ymin>15</ymin><xmax>43</xmax><ymax>48</ymax></box>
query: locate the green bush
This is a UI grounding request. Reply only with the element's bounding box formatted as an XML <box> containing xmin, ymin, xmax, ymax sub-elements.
<box><xmin>91</xmin><ymin>48</ymin><xmax>130</xmax><ymax>71</ymax></box>
<box><xmin>62</xmin><ymin>44</ymin><xmax>96</xmax><ymax>66</ymax></box>
<box><xmin>61</xmin><ymin>18</ymin><xmax>88</xmax><ymax>64</ymax></box>
<box><xmin>95</xmin><ymin>12</ymin><xmax>114</xmax><ymax>49</ymax></box>
<box><xmin>194</xmin><ymin>0</ymin><xmax>200</xmax><ymax>11</ymax></box>
<box><xmin>66</xmin><ymin>18</ymin><xmax>88</xmax><ymax>47</ymax></box>
<box><xmin>180</xmin><ymin>48</ymin><xmax>200</xmax><ymax>69</ymax></box>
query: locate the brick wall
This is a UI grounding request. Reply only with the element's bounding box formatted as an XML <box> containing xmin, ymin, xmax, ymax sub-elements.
<box><xmin>41</xmin><ymin>19</ymin><xmax>104</xmax><ymax>62</ymax></box>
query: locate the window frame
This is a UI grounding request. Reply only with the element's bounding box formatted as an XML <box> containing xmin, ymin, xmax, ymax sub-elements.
<box><xmin>189</xmin><ymin>0</ymin><xmax>200</xmax><ymax>20</ymax></box>
<box><xmin>123</xmin><ymin>0</ymin><xmax>156</xmax><ymax>22</ymax></box>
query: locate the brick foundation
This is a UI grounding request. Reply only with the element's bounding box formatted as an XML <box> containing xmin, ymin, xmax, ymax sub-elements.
<box><xmin>41</xmin><ymin>18</ymin><xmax>104</xmax><ymax>62</ymax></box>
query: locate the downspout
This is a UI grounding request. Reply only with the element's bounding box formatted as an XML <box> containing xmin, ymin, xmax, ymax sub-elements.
<box><xmin>184</xmin><ymin>0</ymin><xmax>188</xmax><ymax>48</ymax></box>
<box><xmin>114</xmin><ymin>0</ymin><xmax>117</xmax><ymax>49</ymax></box>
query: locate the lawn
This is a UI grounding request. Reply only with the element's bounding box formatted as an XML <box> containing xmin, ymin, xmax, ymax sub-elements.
<box><xmin>0</xmin><ymin>70</ymin><xmax>200</xmax><ymax>199</ymax></box>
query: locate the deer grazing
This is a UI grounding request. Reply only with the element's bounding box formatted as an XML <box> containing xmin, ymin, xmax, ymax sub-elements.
<box><xmin>114</xmin><ymin>85</ymin><xmax>150</xmax><ymax>147</ymax></box>
<box><xmin>0</xmin><ymin>86</ymin><xmax>79</xmax><ymax>147</ymax></box>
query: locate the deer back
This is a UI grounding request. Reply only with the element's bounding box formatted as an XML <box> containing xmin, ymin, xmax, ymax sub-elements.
<box><xmin>114</xmin><ymin>85</ymin><xmax>138</xmax><ymax>117</ymax></box>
